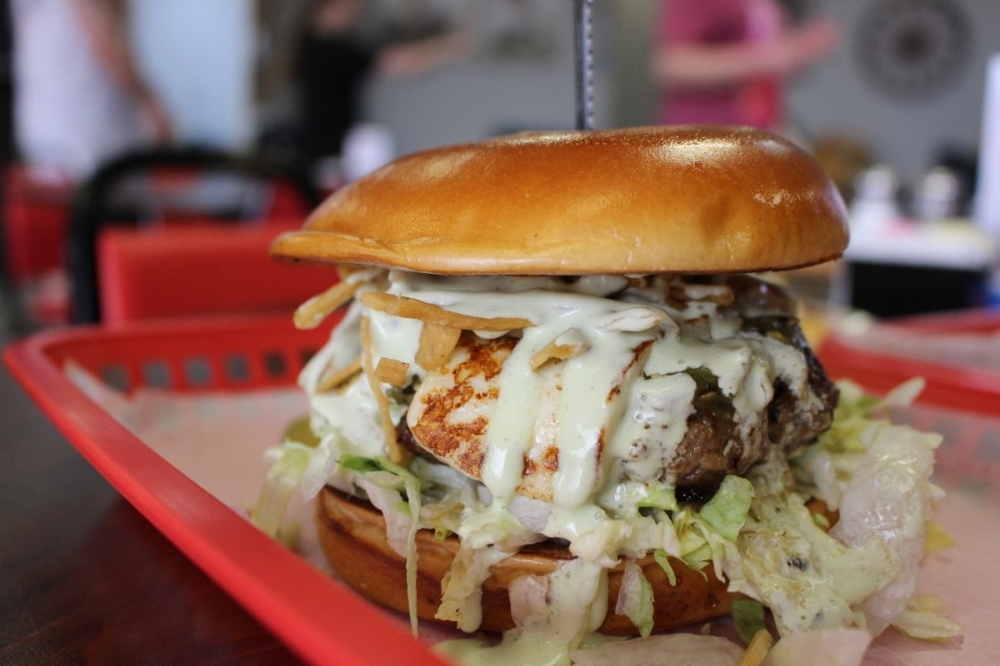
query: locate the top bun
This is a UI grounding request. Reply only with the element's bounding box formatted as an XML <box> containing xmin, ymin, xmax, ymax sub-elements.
<box><xmin>271</xmin><ymin>125</ymin><xmax>849</xmax><ymax>275</ymax></box>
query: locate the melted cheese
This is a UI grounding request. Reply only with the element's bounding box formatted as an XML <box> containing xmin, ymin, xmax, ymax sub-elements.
<box><xmin>307</xmin><ymin>272</ymin><xmax>809</xmax><ymax>514</ymax></box>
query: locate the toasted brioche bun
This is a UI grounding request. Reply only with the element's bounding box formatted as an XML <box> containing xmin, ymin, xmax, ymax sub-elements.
<box><xmin>271</xmin><ymin>125</ymin><xmax>848</xmax><ymax>275</ymax></box>
<box><xmin>316</xmin><ymin>487</ymin><xmax>738</xmax><ymax>635</ymax></box>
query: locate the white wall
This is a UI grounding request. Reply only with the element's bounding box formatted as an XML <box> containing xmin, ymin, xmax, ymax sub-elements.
<box><xmin>609</xmin><ymin>0</ymin><xmax>657</xmax><ymax>129</ymax></box>
<box><xmin>361</xmin><ymin>1</ymin><xmax>618</xmax><ymax>157</ymax></box>
<box><xmin>786</xmin><ymin>0</ymin><xmax>1000</xmax><ymax>188</ymax></box>
<box><xmin>131</xmin><ymin>0</ymin><xmax>256</xmax><ymax>150</ymax></box>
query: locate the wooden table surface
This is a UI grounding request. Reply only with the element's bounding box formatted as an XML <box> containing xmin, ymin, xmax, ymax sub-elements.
<box><xmin>0</xmin><ymin>361</ymin><xmax>302</xmax><ymax>664</ymax></box>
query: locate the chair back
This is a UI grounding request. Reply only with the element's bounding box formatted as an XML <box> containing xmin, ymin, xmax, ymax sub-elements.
<box><xmin>96</xmin><ymin>222</ymin><xmax>336</xmax><ymax>325</ymax></box>
<box><xmin>67</xmin><ymin>146</ymin><xmax>324</xmax><ymax>323</ymax></box>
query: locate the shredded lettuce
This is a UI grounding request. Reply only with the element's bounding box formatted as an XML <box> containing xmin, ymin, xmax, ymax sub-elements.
<box><xmin>615</xmin><ymin>559</ymin><xmax>655</xmax><ymax>638</ymax></box>
<box><xmin>259</xmin><ymin>359</ymin><xmax>959</xmax><ymax>664</ymax></box>
<box><xmin>461</xmin><ymin>503</ymin><xmax>541</xmax><ymax>552</ymax></box>
<box><xmin>571</xmin><ymin>633</ymin><xmax>744</xmax><ymax>666</ymax></box>
<box><xmin>637</xmin><ymin>487</ymin><xmax>678</xmax><ymax>512</ymax></box>
<box><xmin>735</xmin><ymin>453</ymin><xmax>900</xmax><ymax>634</ymax></box>
<box><xmin>734</xmin><ymin>379</ymin><xmax>956</xmax><ymax>640</ymax></box>
<box><xmin>829</xmin><ymin>422</ymin><xmax>942</xmax><ymax>635</ymax></box>
<box><xmin>250</xmin><ymin>444</ymin><xmax>311</xmax><ymax>541</ymax></box>
<box><xmin>892</xmin><ymin>595</ymin><xmax>963</xmax><ymax>641</ymax></box>
<box><xmin>680</xmin><ymin>543</ymin><xmax>713</xmax><ymax>574</ymax></box>
<box><xmin>250</xmin><ymin>416</ymin><xmax>328</xmax><ymax>540</ymax></box>
<box><xmin>400</xmin><ymin>469</ymin><xmax>422</xmax><ymax>636</ymax></box>
<box><xmin>762</xmin><ymin>628</ymin><xmax>871</xmax><ymax>666</ymax></box>
<box><xmin>731</xmin><ymin>598</ymin><xmax>767</xmax><ymax>646</ymax></box>
<box><xmin>657</xmin><ymin>475</ymin><xmax>753</xmax><ymax>579</ymax></box>
<box><xmin>793</xmin><ymin>377</ymin><xmax>926</xmax><ymax>510</ymax></box>
<box><xmin>339</xmin><ymin>454</ymin><xmax>423</xmax><ymax>635</ymax></box>
<box><xmin>699</xmin><ymin>475</ymin><xmax>754</xmax><ymax>543</ymax></box>
<box><xmin>653</xmin><ymin>549</ymin><xmax>677</xmax><ymax>586</ymax></box>
<box><xmin>437</xmin><ymin>542</ymin><xmax>512</xmax><ymax>632</ymax></box>
<box><xmin>338</xmin><ymin>454</ymin><xmax>383</xmax><ymax>474</ymax></box>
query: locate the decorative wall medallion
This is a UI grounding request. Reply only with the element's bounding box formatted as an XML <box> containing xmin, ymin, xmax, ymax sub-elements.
<box><xmin>855</xmin><ymin>0</ymin><xmax>971</xmax><ymax>99</ymax></box>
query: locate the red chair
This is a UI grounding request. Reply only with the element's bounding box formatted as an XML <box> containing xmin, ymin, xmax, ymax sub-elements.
<box><xmin>66</xmin><ymin>147</ymin><xmax>326</xmax><ymax>324</ymax></box>
<box><xmin>2</xmin><ymin>166</ymin><xmax>76</xmax><ymax>325</ymax></box>
<box><xmin>96</xmin><ymin>222</ymin><xmax>337</xmax><ymax>325</ymax></box>
<box><xmin>2</xmin><ymin>166</ymin><xmax>74</xmax><ymax>282</ymax></box>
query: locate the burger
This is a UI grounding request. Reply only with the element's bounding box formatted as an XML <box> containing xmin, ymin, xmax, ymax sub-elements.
<box><xmin>259</xmin><ymin>126</ymin><xmax>952</xmax><ymax>662</ymax></box>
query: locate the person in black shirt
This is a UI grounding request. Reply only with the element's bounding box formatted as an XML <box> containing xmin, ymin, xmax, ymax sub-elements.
<box><xmin>296</xmin><ymin>0</ymin><xmax>470</xmax><ymax>167</ymax></box>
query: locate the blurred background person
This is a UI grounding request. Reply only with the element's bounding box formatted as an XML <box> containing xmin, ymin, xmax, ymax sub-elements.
<box><xmin>269</xmin><ymin>0</ymin><xmax>471</xmax><ymax>183</ymax></box>
<box><xmin>11</xmin><ymin>0</ymin><xmax>170</xmax><ymax>181</ymax></box>
<box><xmin>653</xmin><ymin>0</ymin><xmax>839</xmax><ymax>133</ymax></box>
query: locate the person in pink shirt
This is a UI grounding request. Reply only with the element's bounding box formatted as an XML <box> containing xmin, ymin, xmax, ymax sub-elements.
<box><xmin>653</xmin><ymin>0</ymin><xmax>839</xmax><ymax>131</ymax></box>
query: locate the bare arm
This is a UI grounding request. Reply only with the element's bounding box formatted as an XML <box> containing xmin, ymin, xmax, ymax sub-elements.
<box><xmin>69</xmin><ymin>0</ymin><xmax>170</xmax><ymax>139</ymax></box>
<box><xmin>654</xmin><ymin>18</ymin><xmax>839</xmax><ymax>89</ymax></box>
<box><xmin>374</xmin><ymin>32</ymin><xmax>475</xmax><ymax>78</ymax></box>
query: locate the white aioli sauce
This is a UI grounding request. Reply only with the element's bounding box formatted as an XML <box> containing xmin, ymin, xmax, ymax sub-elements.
<box><xmin>435</xmin><ymin>559</ymin><xmax>608</xmax><ymax>666</ymax></box>
<box><xmin>376</xmin><ymin>272</ymin><xmax>807</xmax><ymax>511</ymax></box>
<box><xmin>305</xmin><ymin>272</ymin><xmax>813</xmax><ymax>515</ymax></box>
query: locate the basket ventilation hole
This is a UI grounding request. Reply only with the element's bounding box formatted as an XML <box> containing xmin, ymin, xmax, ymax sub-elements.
<box><xmin>143</xmin><ymin>361</ymin><xmax>171</xmax><ymax>389</ymax></box>
<box><xmin>100</xmin><ymin>365</ymin><xmax>130</xmax><ymax>392</ymax></box>
<box><xmin>184</xmin><ymin>357</ymin><xmax>212</xmax><ymax>387</ymax></box>
<box><xmin>975</xmin><ymin>428</ymin><xmax>1000</xmax><ymax>463</ymax></box>
<box><xmin>225</xmin><ymin>354</ymin><xmax>250</xmax><ymax>382</ymax></box>
<box><xmin>300</xmin><ymin>347</ymin><xmax>318</xmax><ymax>370</ymax></box>
<box><xmin>264</xmin><ymin>351</ymin><xmax>286</xmax><ymax>378</ymax></box>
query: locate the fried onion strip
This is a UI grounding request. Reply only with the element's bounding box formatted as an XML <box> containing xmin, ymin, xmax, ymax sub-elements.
<box><xmin>529</xmin><ymin>338</ymin><xmax>588</xmax><ymax>371</ymax></box>
<box><xmin>416</xmin><ymin>324</ymin><xmax>462</xmax><ymax>370</ymax></box>
<box><xmin>360</xmin><ymin>316</ymin><xmax>410</xmax><ymax>466</ymax></box>
<box><xmin>739</xmin><ymin>629</ymin><xmax>773</xmax><ymax>666</ymax></box>
<box><xmin>375</xmin><ymin>357</ymin><xmax>410</xmax><ymax>387</ymax></box>
<box><xmin>359</xmin><ymin>291</ymin><xmax>532</xmax><ymax>331</ymax></box>
<box><xmin>316</xmin><ymin>357</ymin><xmax>362</xmax><ymax>393</ymax></box>
<box><xmin>667</xmin><ymin>280</ymin><xmax>735</xmax><ymax>310</ymax></box>
<box><xmin>294</xmin><ymin>280</ymin><xmax>363</xmax><ymax>330</ymax></box>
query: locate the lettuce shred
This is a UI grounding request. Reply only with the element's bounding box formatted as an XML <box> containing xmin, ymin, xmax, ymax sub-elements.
<box><xmin>615</xmin><ymin>559</ymin><xmax>655</xmax><ymax>638</ymax></box>
<box><xmin>892</xmin><ymin>595</ymin><xmax>964</xmax><ymax>641</ymax></box>
<box><xmin>731</xmin><ymin>598</ymin><xmax>767</xmax><ymax>646</ymax></box>
<box><xmin>249</xmin><ymin>444</ymin><xmax>311</xmax><ymax>543</ymax></box>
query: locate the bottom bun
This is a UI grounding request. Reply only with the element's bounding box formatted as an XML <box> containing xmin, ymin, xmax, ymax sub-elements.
<box><xmin>315</xmin><ymin>486</ymin><xmax>740</xmax><ymax>635</ymax></box>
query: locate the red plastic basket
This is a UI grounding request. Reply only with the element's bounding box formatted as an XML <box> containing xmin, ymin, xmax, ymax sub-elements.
<box><xmin>818</xmin><ymin>309</ymin><xmax>1000</xmax><ymax>417</ymax></box>
<box><xmin>10</xmin><ymin>311</ymin><xmax>1000</xmax><ymax>664</ymax></box>
<box><xmin>2</xmin><ymin>315</ymin><xmax>449</xmax><ymax>666</ymax></box>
